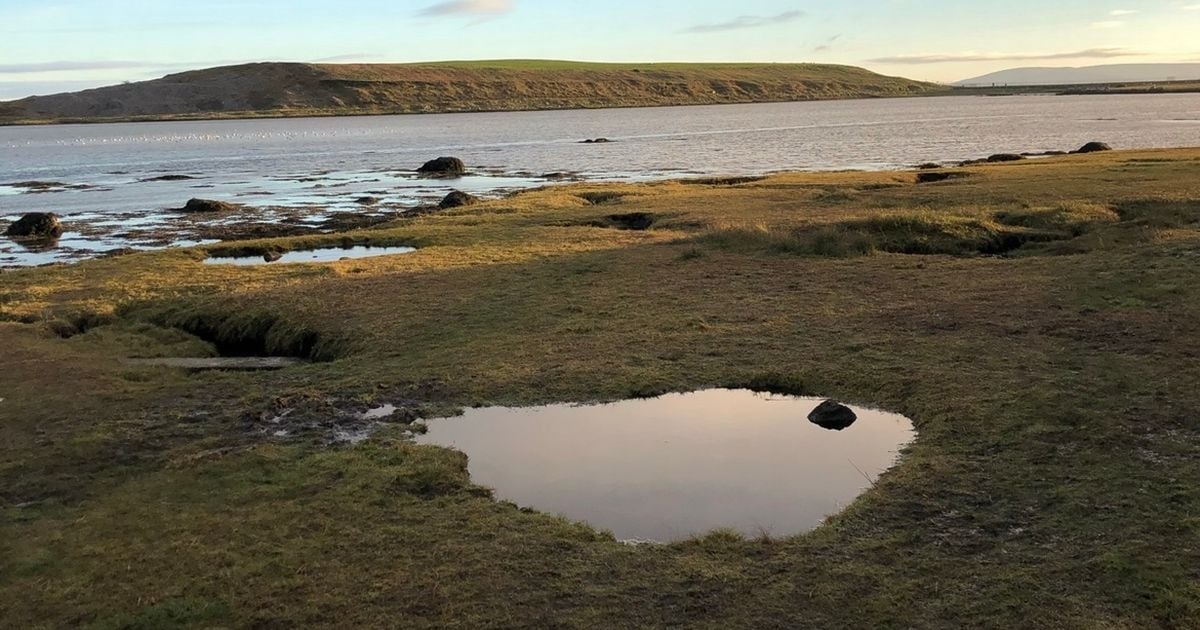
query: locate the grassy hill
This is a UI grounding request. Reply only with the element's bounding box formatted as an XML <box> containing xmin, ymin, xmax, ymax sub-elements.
<box><xmin>0</xmin><ymin>60</ymin><xmax>941</xmax><ymax>124</ymax></box>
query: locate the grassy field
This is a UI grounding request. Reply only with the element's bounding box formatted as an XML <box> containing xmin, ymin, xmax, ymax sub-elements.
<box><xmin>2</xmin><ymin>149</ymin><xmax>1200</xmax><ymax>628</ymax></box>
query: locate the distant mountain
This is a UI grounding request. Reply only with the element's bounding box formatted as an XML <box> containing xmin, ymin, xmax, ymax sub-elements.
<box><xmin>957</xmin><ymin>63</ymin><xmax>1200</xmax><ymax>87</ymax></box>
<box><xmin>0</xmin><ymin>60</ymin><xmax>940</xmax><ymax>125</ymax></box>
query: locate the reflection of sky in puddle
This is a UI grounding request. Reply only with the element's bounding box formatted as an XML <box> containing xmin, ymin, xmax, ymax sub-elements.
<box><xmin>203</xmin><ymin>245</ymin><xmax>416</xmax><ymax>266</ymax></box>
<box><xmin>416</xmin><ymin>389</ymin><xmax>915</xmax><ymax>542</ymax></box>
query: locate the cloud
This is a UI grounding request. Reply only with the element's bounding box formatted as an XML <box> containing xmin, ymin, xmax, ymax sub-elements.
<box><xmin>311</xmin><ymin>53</ymin><xmax>380</xmax><ymax>63</ymax></box>
<box><xmin>683</xmin><ymin>10</ymin><xmax>804</xmax><ymax>34</ymax></box>
<box><xmin>417</xmin><ymin>0</ymin><xmax>513</xmax><ymax>17</ymax></box>
<box><xmin>1090</xmin><ymin>20</ymin><xmax>1125</xmax><ymax>29</ymax></box>
<box><xmin>813</xmin><ymin>34</ymin><xmax>842</xmax><ymax>53</ymax></box>
<box><xmin>1109</xmin><ymin>9</ymin><xmax>1138</xmax><ymax>16</ymax></box>
<box><xmin>0</xmin><ymin>61</ymin><xmax>152</xmax><ymax>74</ymax></box>
<box><xmin>869</xmin><ymin>48</ymin><xmax>1145</xmax><ymax>64</ymax></box>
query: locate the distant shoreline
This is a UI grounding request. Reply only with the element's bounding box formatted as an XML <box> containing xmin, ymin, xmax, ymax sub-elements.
<box><xmin>6</xmin><ymin>86</ymin><xmax>1199</xmax><ymax>128</ymax></box>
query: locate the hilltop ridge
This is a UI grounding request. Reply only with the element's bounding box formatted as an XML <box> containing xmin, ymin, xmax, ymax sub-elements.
<box><xmin>0</xmin><ymin>60</ymin><xmax>940</xmax><ymax>124</ymax></box>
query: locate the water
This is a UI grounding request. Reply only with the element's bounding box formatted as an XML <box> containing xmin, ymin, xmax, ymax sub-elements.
<box><xmin>3</xmin><ymin>94</ymin><xmax>1199</xmax><ymax>266</ymax></box>
<box><xmin>203</xmin><ymin>245</ymin><xmax>416</xmax><ymax>266</ymax></box>
<box><xmin>415</xmin><ymin>389</ymin><xmax>915</xmax><ymax>542</ymax></box>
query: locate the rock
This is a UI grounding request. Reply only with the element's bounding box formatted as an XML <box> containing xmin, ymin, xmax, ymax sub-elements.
<box><xmin>439</xmin><ymin>190</ymin><xmax>480</xmax><ymax>209</ymax></box>
<box><xmin>417</xmin><ymin>157</ymin><xmax>466</xmax><ymax>177</ymax></box>
<box><xmin>916</xmin><ymin>171</ymin><xmax>969</xmax><ymax>184</ymax></box>
<box><xmin>581</xmin><ymin>138</ymin><xmax>613</xmax><ymax>144</ymax></box>
<box><xmin>263</xmin><ymin>251</ymin><xmax>284</xmax><ymax>263</ymax></box>
<box><xmin>1074</xmin><ymin>142</ymin><xmax>1113</xmax><ymax>154</ymax></box>
<box><xmin>986</xmin><ymin>153</ymin><xmax>1025</xmax><ymax>163</ymax></box>
<box><xmin>354</xmin><ymin>196</ymin><xmax>380</xmax><ymax>206</ymax></box>
<box><xmin>6</xmin><ymin>181</ymin><xmax>64</xmax><ymax>191</ymax></box>
<box><xmin>807</xmin><ymin>400</ymin><xmax>858</xmax><ymax>431</ymax></box>
<box><xmin>179</xmin><ymin>198</ymin><xmax>240</xmax><ymax>213</ymax></box>
<box><xmin>139</xmin><ymin>174</ymin><xmax>197</xmax><ymax>182</ymax></box>
<box><xmin>4</xmin><ymin>212</ymin><xmax>64</xmax><ymax>238</ymax></box>
<box><xmin>916</xmin><ymin>163</ymin><xmax>942</xmax><ymax>170</ymax></box>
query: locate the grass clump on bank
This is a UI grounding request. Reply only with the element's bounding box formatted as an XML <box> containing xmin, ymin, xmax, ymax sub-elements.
<box><xmin>700</xmin><ymin>212</ymin><xmax>1066</xmax><ymax>257</ymax></box>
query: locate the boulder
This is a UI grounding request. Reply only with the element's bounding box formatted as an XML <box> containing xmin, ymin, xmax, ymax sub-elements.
<box><xmin>263</xmin><ymin>251</ymin><xmax>284</xmax><ymax>263</ymax></box>
<box><xmin>354</xmin><ymin>196</ymin><xmax>380</xmax><ymax>206</ymax></box>
<box><xmin>581</xmin><ymin>138</ymin><xmax>613</xmax><ymax>144</ymax></box>
<box><xmin>986</xmin><ymin>153</ymin><xmax>1025</xmax><ymax>163</ymax></box>
<box><xmin>807</xmin><ymin>400</ymin><xmax>858</xmax><ymax>431</ymax></box>
<box><xmin>4</xmin><ymin>212</ymin><xmax>64</xmax><ymax>238</ymax></box>
<box><xmin>439</xmin><ymin>190</ymin><xmax>480</xmax><ymax>209</ymax></box>
<box><xmin>179</xmin><ymin>198</ymin><xmax>240</xmax><ymax>213</ymax></box>
<box><xmin>417</xmin><ymin>157</ymin><xmax>466</xmax><ymax>177</ymax></box>
<box><xmin>1074</xmin><ymin>142</ymin><xmax>1113</xmax><ymax>154</ymax></box>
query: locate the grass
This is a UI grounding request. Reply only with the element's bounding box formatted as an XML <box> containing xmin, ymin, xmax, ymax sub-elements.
<box><xmin>2</xmin><ymin>149</ymin><xmax>1200</xmax><ymax>628</ymax></box>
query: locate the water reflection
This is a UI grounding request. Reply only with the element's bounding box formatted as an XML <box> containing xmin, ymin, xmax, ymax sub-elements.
<box><xmin>416</xmin><ymin>389</ymin><xmax>914</xmax><ymax>542</ymax></box>
<box><xmin>203</xmin><ymin>245</ymin><xmax>416</xmax><ymax>266</ymax></box>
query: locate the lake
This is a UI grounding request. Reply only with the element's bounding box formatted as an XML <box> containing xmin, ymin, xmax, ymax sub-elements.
<box><xmin>3</xmin><ymin>93</ymin><xmax>1199</xmax><ymax>266</ymax></box>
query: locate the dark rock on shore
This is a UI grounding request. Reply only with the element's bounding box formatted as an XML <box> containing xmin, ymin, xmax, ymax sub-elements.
<box><xmin>986</xmin><ymin>153</ymin><xmax>1025</xmax><ymax>163</ymax></box>
<box><xmin>355</xmin><ymin>196</ymin><xmax>380</xmax><ymax>206</ymax></box>
<box><xmin>4</xmin><ymin>212</ymin><xmax>64</xmax><ymax>238</ymax></box>
<box><xmin>139</xmin><ymin>174</ymin><xmax>198</xmax><ymax>182</ymax></box>
<box><xmin>1021</xmin><ymin>150</ymin><xmax>1068</xmax><ymax>157</ymax></box>
<box><xmin>263</xmin><ymin>251</ymin><xmax>284</xmax><ymax>263</ymax></box>
<box><xmin>917</xmin><ymin>171</ymin><xmax>970</xmax><ymax>184</ymax></box>
<box><xmin>807</xmin><ymin>400</ymin><xmax>858</xmax><ymax>431</ymax></box>
<box><xmin>439</xmin><ymin>190</ymin><xmax>480</xmax><ymax>209</ymax></box>
<box><xmin>5</xmin><ymin>181</ymin><xmax>65</xmax><ymax>191</ymax></box>
<box><xmin>417</xmin><ymin>157</ymin><xmax>466</xmax><ymax>177</ymax></box>
<box><xmin>916</xmin><ymin>163</ymin><xmax>942</xmax><ymax>170</ymax></box>
<box><xmin>581</xmin><ymin>138</ymin><xmax>613</xmax><ymax>144</ymax></box>
<box><xmin>1074</xmin><ymin>142</ymin><xmax>1113</xmax><ymax>154</ymax></box>
<box><xmin>178</xmin><ymin>198</ymin><xmax>241</xmax><ymax>213</ymax></box>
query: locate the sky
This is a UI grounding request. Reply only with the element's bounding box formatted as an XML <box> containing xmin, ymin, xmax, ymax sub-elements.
<box><xmin>1</xmin><ymin>0</ymin><xmax>1199</xmax><ymax>100</ymax></box>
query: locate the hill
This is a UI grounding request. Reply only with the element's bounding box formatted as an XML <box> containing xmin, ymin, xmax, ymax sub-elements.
<box><xmin>957</xmin><ymin>63</ymin><xmax>1200</xmax><ymax>86</ymax></box>
<box><xmin>0</xmin><ymin>60</ymin><xmax>939</xmax><ymax>124</ymax></box>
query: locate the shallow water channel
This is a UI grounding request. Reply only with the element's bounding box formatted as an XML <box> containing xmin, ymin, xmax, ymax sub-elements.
<box><xmin>203</xmin><ymin>245</ymin><xmax>415</xmax><ymax>265</ymax></box>
<box><xmin>415</xmin><ymin>389</ymin><xmax>914</xmax><ymax>542</ymax></box>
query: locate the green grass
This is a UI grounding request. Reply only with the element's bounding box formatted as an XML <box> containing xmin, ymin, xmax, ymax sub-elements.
<box><xmin>2</xmin><ymin>149</ymin><xmax>1200</xmax><ymax>627</ymax></box>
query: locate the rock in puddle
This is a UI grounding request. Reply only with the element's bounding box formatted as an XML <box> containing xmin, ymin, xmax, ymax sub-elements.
<box><xmin>808</xmin><ymin>400</ymin><xmax>858</xmax><ymax>431</ymax></box>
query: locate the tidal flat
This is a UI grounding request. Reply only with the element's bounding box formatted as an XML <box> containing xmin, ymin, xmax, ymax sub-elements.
<box><xmin>2</xmin><ymin>149</ymin><xmax>1200</xmax><ymax>628</ymax></box>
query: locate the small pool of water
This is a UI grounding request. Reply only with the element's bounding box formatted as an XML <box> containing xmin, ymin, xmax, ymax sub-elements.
<box><xmin>415</xmin><ymin>389</ymin><xmax>914</xmax><ymax>542</ymax></box>
<box><xmin>203</xmin><ymin>245</ymin><xmax>416</xmax><ymax>266</ymax></box>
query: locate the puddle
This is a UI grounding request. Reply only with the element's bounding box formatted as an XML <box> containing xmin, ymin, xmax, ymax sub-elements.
<box><xmin>415</xmin><ymin>389</ymin><xmax>914</xmax><ymax>542</ymax></box>
<box><xmin>203</xmin><ymin>245</ymin><xmax>416</xmax><ymax>266</ymax></box>
<box><xmin>123</xmin><ymin>357</ymin><xmax>302</xmax><ymax>370</ymax></box>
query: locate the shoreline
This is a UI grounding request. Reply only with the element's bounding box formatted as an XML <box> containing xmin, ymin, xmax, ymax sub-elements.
<box><xmin>5</xmin><ymin>81</ymin><xmax>1200</xmax><ymax>128</ymax></box>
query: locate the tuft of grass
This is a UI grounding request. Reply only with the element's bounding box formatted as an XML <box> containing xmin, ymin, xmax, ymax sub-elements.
<box><xmin>700</xmin><ymin>212</ymin><xmax>1068</xmax><ymax>258</ymax></box>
